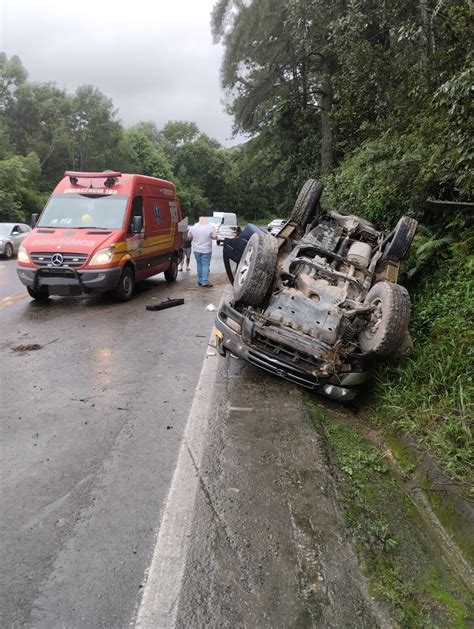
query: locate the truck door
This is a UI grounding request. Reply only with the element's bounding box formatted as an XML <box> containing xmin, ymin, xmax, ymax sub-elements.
<box><xmin>127</xmin><ymin>195</ymin><xmax>144</xmax><ymax>265</ymax></box>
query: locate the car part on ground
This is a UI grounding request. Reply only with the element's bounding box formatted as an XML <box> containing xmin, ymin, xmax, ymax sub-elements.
<box><xmin>216</xmin><ymin>178</ymin><xmax>417</xmax><ymax>402</ymax></box>
<box><xmin>146</xmin><ymin>298</ymin><xmax>184</xmax><ymax>311</ymax></box>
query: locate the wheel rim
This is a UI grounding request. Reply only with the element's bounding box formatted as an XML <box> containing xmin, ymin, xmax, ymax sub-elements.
<box><xmin>122</xmin><ymin>274</ymin><xmax>132</xmax><ymax>294</ymax></box>
<box><xmin>5</xmin><ymin>244</ymin><xmax>13</xmax><ymax>258</ymax></box>
<box><xmin>237</xmin><ymin>246</ymin><xmax>253</xmax><ymax>287</ymax></box>
<box><xmin>366</xmin><ymin>297</ymin><xmax>383</xmax><ymax>337</ymax></box>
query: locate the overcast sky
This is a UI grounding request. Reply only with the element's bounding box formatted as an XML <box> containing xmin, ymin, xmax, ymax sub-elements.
<box><xmin>0</xmin><ymin>0</ymin><xmax>244</xmax><ymax>147</ymax></box>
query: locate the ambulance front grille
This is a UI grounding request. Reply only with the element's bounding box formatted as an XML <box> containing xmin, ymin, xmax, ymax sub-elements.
<box><xmin>31</xmin><ymin>252</ymin><xmax>89</xmax><ymax>267</ymax></box>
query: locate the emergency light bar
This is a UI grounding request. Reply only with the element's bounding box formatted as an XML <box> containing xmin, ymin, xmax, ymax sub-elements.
<box><xmin>64</xmin><ymin>171</ymin><xmax>122</xmax><ymax>186</ymax></box>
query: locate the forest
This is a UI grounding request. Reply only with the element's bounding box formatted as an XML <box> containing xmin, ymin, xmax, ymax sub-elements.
<box><xmin>0</xmin><ymin>0</ymin><xmax>472</xmax><ymax>482</ymax></box>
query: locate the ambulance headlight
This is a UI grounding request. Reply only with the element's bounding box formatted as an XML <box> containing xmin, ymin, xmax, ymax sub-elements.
<box><xmin>18</xmin><ymin>245</ymin><xmax>30</xmax><ymax>263</ymax></box>
<box><xmin>89</xmin><ymin>246</ymin><xmax>115</xmax><ymax>266</ymax></box>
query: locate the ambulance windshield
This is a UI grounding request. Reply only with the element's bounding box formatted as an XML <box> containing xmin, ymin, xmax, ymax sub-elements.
<box><xmin>38</xmin><ymin>194</ymin><xmax>129</xmax><ymax>229</ymax></box>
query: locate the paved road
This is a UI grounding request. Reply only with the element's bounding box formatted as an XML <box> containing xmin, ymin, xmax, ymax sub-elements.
<box><xmin>0</xmin><ymin>246</ymin><xmax>227</xmax><ymax>628</ymax></box>
<box><xmin>1</xmin><ymin>244</ymin><xmax>389</xmax><ymax>628</ymax></box>
<box><xmin>0</xmin><ymin>257</ymin><xmax>24</xmax><ymax>301</ymax></box>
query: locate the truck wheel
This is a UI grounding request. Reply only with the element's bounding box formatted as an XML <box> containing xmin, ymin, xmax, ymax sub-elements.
<box><xmin>112</xmin><ymin>265</ymin><xmax>135</xmax><ymax>301</ymax></box>
<box><xmin>359</xmin><ymin>281</ymin><xmax>411</xmax><ymax>357</ymax></box>
<box><xmin>4</xmin><ymin>243</ymin><xmax>14</xmax><ymax>259</ymax></box>
<box><xmin>164</xmin><ymin>257</ymin><xmax>178</xmax><ymax>282</ymax></box>
<box><xmin>233</xmin><ymin>232</ymin><xmax>278</xmax><ymax>306</ymax></box>
<box><xmin>383</xmin><ymin>216</ymin><xmax>417</xmax><ymax>262</ymax></box>
<box><xmin>27</xmin><ymin>286</ymin><xmax>50</xmax><ymax>301</ymax></box>
<box><xmin>290</xmin><ymin>179</ymin><xmax>324</xmax><ymax>230</ymax></box>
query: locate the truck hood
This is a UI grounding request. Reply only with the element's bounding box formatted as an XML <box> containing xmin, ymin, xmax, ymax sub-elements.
<box><xmin>23</xmin><ymin>228</ymin><xmax>122</xmax><ymax>255</ymax></box>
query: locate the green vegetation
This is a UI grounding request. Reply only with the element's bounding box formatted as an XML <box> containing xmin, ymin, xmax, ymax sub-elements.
<box><xmin>372</xmin><ymin>255</ymin><xmax>473</xmax><ymax>484</ymax></box>
<box><xmin>310</xmin><ymin>407</ymin><xmax>472</xmax><ymax>627</ymax></box>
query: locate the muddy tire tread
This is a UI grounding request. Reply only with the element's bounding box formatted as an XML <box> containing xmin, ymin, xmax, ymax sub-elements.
<box><xmin>359</xmin><ymin>282</ymin><xmax>411</xmax><ymax>357</ymax></box>
<box><xmin>383</xmin><ymin>216</ymin><xmax>417</xmax><ymax>262</ymax></box>
<box><xmin>234</xmin><ymin>233</ymin><xmax>278</xmax><ymax>306</ymax></box>
<box><xmin>290</xmin><ymin>179</ymin><xmax>324</xmax><ymax>229</ymax></box>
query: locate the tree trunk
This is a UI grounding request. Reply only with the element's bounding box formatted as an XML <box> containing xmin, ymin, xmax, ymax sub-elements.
<box><xmin>320</xmin><ymin>69</ymin><xmax>333</xmax><ymax>175</ymax></box>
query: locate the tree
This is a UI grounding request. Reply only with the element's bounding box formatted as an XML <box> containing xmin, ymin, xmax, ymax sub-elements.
<box><xmin>123</xmin><ymin>128</ymin><xmax>173</xmax><ymax>180</ymax></box>
<box><xmin>157</xmin><ymin>121</ymin><xmax>200</xmax><ymax>165</ymax></box>
<box><xmin>0</xmin><ymin>53</ymin><xmax>28</xmax><ymax>111</ymax></box>
<box><xmin>0</xmin><ymin>152</ymin><xmax>42</xmax><ymax>221</ymax></box>
<box><xmin>69</xmin><ymin>85</ymin><xmax>123</xmax><ymax>171</ymax></box>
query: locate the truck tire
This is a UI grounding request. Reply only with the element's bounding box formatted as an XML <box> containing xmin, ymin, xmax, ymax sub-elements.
<box><xmin>164</xmin><ymin>257</ymin><xmax>178</xmax><ymax>282</ymax></box>
<box><xmin>383</xmin><ymin>216</ymin><xmax>417</xmax><ymax>262</ymax></box>
<box><xmin>27</xmin><ymin>286</ymin><xmax>50</xmax><ymax>301</ymax></box>
<box><xmin>359</xmin><ymin>281</ymin><xmax>411</xmax><ymax>357</ymax></box>
<box><xmin>112</xmin><ymin>265</ymin><xmax>135</xmax><ymax>301</ymax></box>
<box><xmin>290</xmin><ymin>179</ymin><xmax>324</xmax><ymax>230</ymax></box>
<box><xmin>233</xmin><ymin>232</ymin><xmax>278</xmax><ymax>306</ymax></box>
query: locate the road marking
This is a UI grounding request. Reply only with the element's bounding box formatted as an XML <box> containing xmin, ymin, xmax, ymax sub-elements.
<box><xmin>134</xmin><ymin>337</ymin><xmax>220</xmax><ymax>629</ymax></box>
<box><xmin>0</xmin><ymin>291</ymin><xmax>27</xmax><ymax>309</ymax></box>
<box><xmin>229</xmin><ymin>406</ymin><xmax>254</xmax><ymax>412</ymax></box>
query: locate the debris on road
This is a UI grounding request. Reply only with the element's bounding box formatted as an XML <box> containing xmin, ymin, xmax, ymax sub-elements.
<box><xmin>11</xmin><ymin>343</ymin><xmax>43</xmax><ymax>352</ymax></box>
<box><xmin>205</xmin><ymin>303</ymin><xmax>217</xmax><ymax>311</ymax></box>
<box><xmin>146</xmin><ymin>298</ymin><xmax>184</xmax><ymax>311</ymax></box>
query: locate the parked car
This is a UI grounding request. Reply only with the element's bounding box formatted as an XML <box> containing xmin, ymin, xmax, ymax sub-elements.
<box><xmin>0</xmin><ymin>223</ymin><xmax>31</xmax><ymax>258</ymax></box>
<box><xmin>216</xmin><ymin>224</ymin><xmax>241</xmax><ymax>245</ymax></box>
<box><xmin>267</xmin><ymin>219</ymin><xmax>286</xmax><ymax>235</ymax></box>
<box><xmin>214</xmin><ymin>211</ymin><xmax>238</xmax><ymax>227</ymax></box>
<box><xmin>215</xmin><ymin>179</ymin><xmax>417</xmax><ymax>402</ymax></box>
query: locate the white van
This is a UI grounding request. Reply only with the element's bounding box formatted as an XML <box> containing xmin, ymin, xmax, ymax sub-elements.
<box><xmin>213</xmin><ymin>211</ymin><xmax>237</xmax><ymax>227</ymax></box>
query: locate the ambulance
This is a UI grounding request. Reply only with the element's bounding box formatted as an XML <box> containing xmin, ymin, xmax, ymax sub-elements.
<box><xmin>17</xmin><ymin>171</ymin><xmax>185</xmax><ymax>301</ymax></box>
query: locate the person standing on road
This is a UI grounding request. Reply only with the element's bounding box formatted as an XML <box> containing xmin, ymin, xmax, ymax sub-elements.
<box><xmin>188</xmin><ymin>217</ymin><xmax>217</xmax><ymax>287</ymax></box>
<box><xmin>179</xmin><ymin>228</ymin><xmax>192</xmax><ymax>272</ymax></box>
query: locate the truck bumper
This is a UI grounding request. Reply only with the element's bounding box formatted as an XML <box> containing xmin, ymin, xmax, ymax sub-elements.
<box><xmin>215</xmin><ymin>300</ymin><xmax>368</xmax><ymax>402</ymax></box>
<box><xmin>17</xmin><ymin>266</ymin><xmax>122</xmax><ymax>296</ymax></box>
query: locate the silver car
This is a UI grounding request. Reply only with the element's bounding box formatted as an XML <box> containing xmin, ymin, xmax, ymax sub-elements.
<box><xmin>0</xmin><ymin>223</ymin><xmax>31</xmax><ymax>258</ymax></box>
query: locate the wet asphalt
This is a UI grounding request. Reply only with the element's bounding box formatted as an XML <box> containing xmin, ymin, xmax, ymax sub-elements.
<box><xmin>0</xmin><ymin>258</ymin><xmax>24</xmax><ymax>300</ymax></box>
<box><xmin>174</xmin><ymin>356</ymin><xmax>388</xmax><ymax>629</ymax></box>
<box><xmin>0</xmin><ymin>249</ymin><xmax>225</xmax><ymax>628</ymax></box>
<box><xmin>1</xmin><ymin>246</ymin><xmax>387</xmax><ymax>628</ymax></box>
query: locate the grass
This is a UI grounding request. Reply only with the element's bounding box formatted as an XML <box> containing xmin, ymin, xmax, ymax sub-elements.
<box><xmin>309</xmin><ymin>407</ymin><xmax>472</xmax><ymax>627</ymax></box>
<box><xmin>370</xmin><ymin>259</ymin><xmax>474</xmax><ymax>485</ymax></box>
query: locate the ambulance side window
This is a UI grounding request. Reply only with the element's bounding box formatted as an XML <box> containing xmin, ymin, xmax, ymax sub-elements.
<box><xmin>129</xmin><ymin>195</ymin><xmax>143</xmax><ymax>232</ymax></box>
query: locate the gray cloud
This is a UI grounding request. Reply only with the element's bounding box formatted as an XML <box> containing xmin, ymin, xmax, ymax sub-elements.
<box><xmin>0</xmin><ymin>0</ymin><xmax>246</xmax><ymax>146</ymax></box>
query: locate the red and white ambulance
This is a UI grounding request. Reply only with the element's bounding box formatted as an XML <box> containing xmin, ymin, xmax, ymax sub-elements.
<box><xmin>17</xmin><ymin>171</ymin><xmax>184</xmax><ymax>301</ymax></box>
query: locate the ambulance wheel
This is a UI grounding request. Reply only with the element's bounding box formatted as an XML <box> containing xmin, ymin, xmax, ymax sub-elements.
<box><xmin>27</xmin><ymin>286</ymin><xmax>50</xmax><ymax>301</ymax></box>
<box><xmin>164</xmin><ymin>258</ymin><xmax>178</xmax><ymax>282</ymax></box>
<box><xmin>113</xmin><ymin>265</ymin><xmax>135</xmax><ymax>301</ymax></box>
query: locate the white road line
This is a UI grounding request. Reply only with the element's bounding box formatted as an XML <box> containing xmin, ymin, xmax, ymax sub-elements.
<box><xmin>229</xmin><ymin>407</ymin><xmax>254</xmax><ymax>412</ymax></box>
<box><xmin>134</xmin><ymin>342</ymin><xmax>220</xmax><ymax>628</ymax></box>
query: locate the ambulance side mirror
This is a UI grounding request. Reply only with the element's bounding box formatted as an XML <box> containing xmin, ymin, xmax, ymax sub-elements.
<box><xmin>31</xmin><ymin>213</ymin><xmax>39</xmax><ymax>227</ymax></box>
<box><xmin>131</xmin><ymin>216</ymin><xmax>143</xmax><ymax>233</ymax></box>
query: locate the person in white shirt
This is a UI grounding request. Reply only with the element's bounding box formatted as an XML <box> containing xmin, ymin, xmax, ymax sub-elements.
<box><xmin>188</xmin><ymin>217</ymin><xmax>217</xmax><ymax>287</ymax></box>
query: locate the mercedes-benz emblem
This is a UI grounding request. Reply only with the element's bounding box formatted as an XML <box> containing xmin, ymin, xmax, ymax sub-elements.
<box><xmin>51</xmin><ymin>253</ymin><xmax>64</xmax><ymax>267</ymax></box>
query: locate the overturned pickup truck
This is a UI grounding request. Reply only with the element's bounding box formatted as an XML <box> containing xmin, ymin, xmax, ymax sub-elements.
<box><xmin>215</xmin><ymin>180</ymin><xmax>417</xmax><ymax>402</ymax></box>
